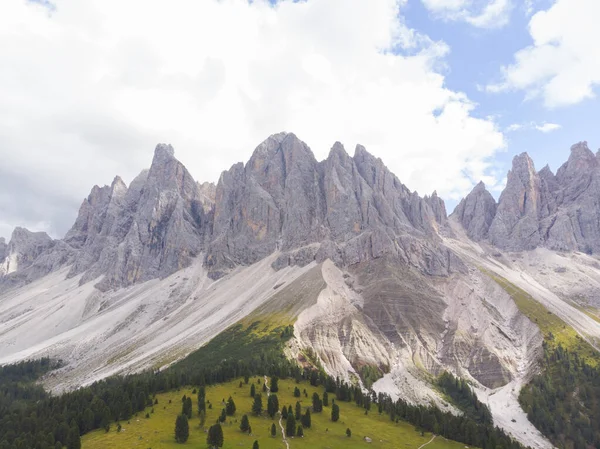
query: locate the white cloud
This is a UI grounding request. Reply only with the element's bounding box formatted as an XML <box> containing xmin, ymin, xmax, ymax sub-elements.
<box><xmin>421</xmin><ymin>0</ymin><xmax>513</xmax><ymax>28</ymax></box>
<box><xmin>487</xmin><ymin>0</ymin><xmax>600</xmax><ymax>107</ymax></box>
<box><xmin>535</xmin><ymin>122</ymin><xmax>561</xmax><ymax>132</ymax></box>
<box><xmin>505</xmin><ymin>121</ymin><xmax>561</xmax><ymax>133</ymax></box>
<box><xmin>0</xmin><ymin>0</ymin><xmax>505</xmax><ymax>238</ymax></box>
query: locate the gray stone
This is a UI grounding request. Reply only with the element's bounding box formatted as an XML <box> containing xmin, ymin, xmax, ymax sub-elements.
<box><xmin>488</xmin><ymin>153</ymin><xmax>542</xmax><ymax>250</ymax></box>
<box><xmin>452</xmin><ymin>181</ymin><xmax>497</xmax><ymax>241</ymax></box>
<box><xmin>479</xmin><ymin>142</ymin><xmax>600</xmax><ymax>254</ymax></box>
<box><xmin>2</xmin><ymin>133</ymin><xmax>460</xmax><ymax>288</ymax></box>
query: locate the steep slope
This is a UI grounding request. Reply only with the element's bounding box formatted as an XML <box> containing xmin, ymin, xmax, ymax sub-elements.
<box><xmin>0</xmin><ymin>253</ymin><xmax>317</xmax><ymax>392</ymax></box>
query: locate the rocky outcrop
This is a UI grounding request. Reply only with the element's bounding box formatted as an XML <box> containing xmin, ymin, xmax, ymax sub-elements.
<box><xmin>0</xmin><ymin>227</ymin><xmax>76</xmax><ymax>288</ymax></box>
<box><xmin>0</xmin><ymin>238</ymin><xmax>7</xmax><ymax>267</ymax></box>
<box><xmin>479</xmin><ymin>142</ymin><xmax>600</xmax><ymax>254</ymax></box>
<box><xmin>488</xmin><ymin>153</ymin><xmax>542</xmax><ymax>250</ymax></box>
<box><xmin>100</xmin><ymin>144</ymin><xmax>212</xmax><ymax>288</ymax></box>
<box><xmin>1</xmin><ymin>227</ymin><xmax>54</xmax><ymax>274</ymax></box>
<box><xmin>69</xmin><ymin>144</ymin><xmax>213</xmax><ymax>290</ymax></box>
<box><xmin>452</xmin><ymin>181</ymin><xmax>497</xmax><ymax>241</ymax></box>
<box><xmin>208</xmin><ymin>133</ymin><xmax>453</xmax><ymax>278</ymax></box>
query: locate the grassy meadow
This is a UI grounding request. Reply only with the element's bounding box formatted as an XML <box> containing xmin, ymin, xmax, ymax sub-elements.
<box><xmin>82</xmin><ymin>377</ymin><xmax>469</xmax><ymax>449</ymax></box>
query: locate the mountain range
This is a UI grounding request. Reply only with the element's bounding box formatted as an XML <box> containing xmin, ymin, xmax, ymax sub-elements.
<box><xmin>2</xmin><ymin>133</ymin><xmax>600</xmax><ymax>449</ymax></box>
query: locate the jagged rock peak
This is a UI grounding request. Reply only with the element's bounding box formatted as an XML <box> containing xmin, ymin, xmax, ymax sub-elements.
<box><xmin>111</xmin><ymin>175</ymin><xmax>127</xmax><ymax>190</ymax></box>
<box><xmin>1</xmin><ymin>227</ymin><xmax>55</xmax><ymax>276</ymax></box>
<box><xmin>328</xmin><ymin>141</ymin><xmax>350</xmax><ymax>160</ymax></box>
<box><xmin>488</xmin><ymin>152</ymin><xmax>542</xmax><ymax>250</ymax></box>
<box><xmin>453</xmin><ymin>181</ymin><xmax>497</xmax><ymax>241</ymax></box>
<box><xmin>152</xmin><ymin>143</ymin><xmax>175</xmax><ymax>165</ymax></box>
<box><xmin>10</xmin><ymin>226</ymin><xmax>52</xmax><ymax>243</ymax></box>
<box><xmin>568</xmin><ymin>141</ymin><xmax>595</xmax><ymax>161</ymax></box>
<box><xmin>511</xmin><ymin>152</ymin><xmax>537</xmax><ymax>179</ymax></box>
<box><xmin>538</xmin><ymin>164</ymin><xmax>554</xmax><ymax>177</ymax></box>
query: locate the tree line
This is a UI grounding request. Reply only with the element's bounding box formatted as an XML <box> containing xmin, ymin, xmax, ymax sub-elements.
<box><xmin>520</xmin><ymin>341</ymin><xmax>600</xmax><ymax>449</ymax></box>
<box><xmin>0</xmin><ymin>320</ymin><xmax>526</xmax><ymax>449</ymax></box>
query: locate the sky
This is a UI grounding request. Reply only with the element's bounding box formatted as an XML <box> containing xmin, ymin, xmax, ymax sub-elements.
<box><xmin>1</xmin><ymin>0</ymin><xmax>599</xmax><ymax>240</ymax></box>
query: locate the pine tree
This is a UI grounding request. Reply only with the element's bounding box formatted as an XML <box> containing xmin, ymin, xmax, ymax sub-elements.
<box><xmin>207</xmin><ymin>423</ymin><xmax>224</xmax><ymax>448</ymax></box>
<box><xmin>282</xmin><ymin>405</ymin><xmax>288</xmax><ymax>419</ymax></box>
<box><xmin>346</xmin><ymin>428</ymin><xmax>352</xmax><ymax>437</ymax></box>
<box><xmin>240</xmin><ymin>415</ymin><xmax>250</xmax><ymax>433</ymax></box>
<box><xmin>182</xmin><ymin>396</ymin><xmax>192</xmax><ymax>419</ymax></box>
<box><xmin>323</xmin><ymin>391</ymin><xmax>329</xmax><ymax>407</ymax></box>
<box><xmin>198</xmin><ymin>387</ymin><xmax>206</xmax><ymax>414</ymax></box>
<box><xmin>66</xmin><ymin>423</ymin><xmax>81</xmax><ymax>449</ymax></box>
<box><xmin>267</xmin><ymin>394</ymin><xmax>279</xmax><ymax>418</ymax></box>
<box><xmin>271</xmin><ymin>423</ymin><xmax>277</xmax><ymax>437</ymax></box>
<box><xmin>175</xmin><ymin>414</ymin><xmax>189</xmax><ymax>443</ymax></box>
<box><xmin>331</xmin><ymin>403</ymin><xmax>340</xmax><ymax>422</ymax></box>
<box><xmin>286</xmin><ymin>413</ymin><xmax>296</xmax><ymax>437</ymax></box>
<box><xmin>270</xmin><ymin>376</ymin><xmax>279</xmax><ymax>393</ymax></box>
<box><xmin>262</xmin><ymin>383</ymin><xmax>267</xmax><ymax>392</ymax></box>
<box><xmin>219</xmin><ymin>408</ymin><xmax>227</xmax><ymax>423</ymax></box>
<box><xmin>294</xmin><ymin>386</ymin><xmax>301</xmax><ymax>397</ymax></box>
<box><xmin>252</xmin><ymin>440</ymin><xmax>259</xmax><ymax>449</ymax></box>
<box><xmin>250</xmin><ymin>383</ymin><xmax>256</xmax><ymax>398</ymax></box>
<box><xmin>301</xmin><ymin>409</ymin><xmax>311</xmax><ymax>428</ymax></box>
<box><xmin>295</xmin><ymin>401</ymin><xmax>302</xmax><ymax>420</ymax></box>
<box><xmin>226</xmin><ymin>397</ymin><xmax>236</xmax><ymax>416</ymax></box>
<box><xmin>252</xmin><ymin>394</ymin><xmax>263</xmax><ymax>415</ymax></box>
<box><xmin>297</xmin><ymin>425</ymin><xmax>304</xmax><ymax>437</ymax></box>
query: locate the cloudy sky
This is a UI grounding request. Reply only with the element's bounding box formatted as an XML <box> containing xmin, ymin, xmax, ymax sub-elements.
<box><xmin>1</xmin><ymin>0</ymin><xmax>599</xmax><ymax>240</ymax></box>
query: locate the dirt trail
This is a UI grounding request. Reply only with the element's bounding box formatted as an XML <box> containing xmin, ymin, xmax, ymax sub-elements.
<box><xmin>417</xmin><ymin>435</ymin><xmax>436</xmax><ymax>449</ymax></box>
<box><xmin>264</xmin><ymin>375</ymin><xmax>290</xmax><ymax>449</ymax></box>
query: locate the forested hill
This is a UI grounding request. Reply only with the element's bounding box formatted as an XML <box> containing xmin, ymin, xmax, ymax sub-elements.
<box><xmin>0</xmin><ymin>319</ymin><xmax>524</xmax><ymax>449</ymax></box>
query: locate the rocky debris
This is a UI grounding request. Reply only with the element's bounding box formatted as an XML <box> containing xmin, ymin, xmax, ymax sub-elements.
<box><xmin>452</xmin><ymin>181</ymin><xmax>497</xmax><ymax>241</ymax></box>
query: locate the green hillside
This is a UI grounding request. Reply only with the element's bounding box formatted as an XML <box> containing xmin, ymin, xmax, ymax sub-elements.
<box><xmin>82</xmin><ymin>377</ymin><xmax>464</xmax><ymax>449</ymax></box>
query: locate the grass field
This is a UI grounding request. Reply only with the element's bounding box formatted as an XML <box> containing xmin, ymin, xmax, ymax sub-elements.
<box><xmin>82</xmin><ymin>378</ymin><xmax>470</xmax><ymax>449</ymax></box>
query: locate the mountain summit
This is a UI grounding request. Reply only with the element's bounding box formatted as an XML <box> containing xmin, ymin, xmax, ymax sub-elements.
<box><xmin>454</xmin><ymin>141</ymin><xmax>600</xmax><ymax>254</ymax></box>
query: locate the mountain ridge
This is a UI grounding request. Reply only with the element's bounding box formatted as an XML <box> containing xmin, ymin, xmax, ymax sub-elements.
<box><xmin>2</xmin><ymin>133</ymin><xmax>600</xmax><ymax>449</ymax></box>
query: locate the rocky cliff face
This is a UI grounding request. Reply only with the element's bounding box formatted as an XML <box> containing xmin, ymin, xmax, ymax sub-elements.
<box><xmin>454</xmin><ymin>141</ymin><xmax>600</xmax><ymax>254</ymax></box>
<box><xmin>452</xmin><ymin>181</ymin><xmax>496</xmax><ymax>241</ymax></box>
<box><xmin>208</xmin><ymin>133</ymin><xmax>455</xmax><ymax>278</ymax></box>
<box><xmin>0</xmin><ymin>227</ymin><xmax>75</xmax><ymax>288</ymax></box>
<box><xmin>65</xmin><ymin>144</ymin><xmax>213</xmax><ymax>290</ymax></box>
<box><xmin>1</xmin><ymin>133</ymin><xmax>455</xmax><ymax>289</ymax></box>
<box><xmin>0</xmin><ymin>227</ymin><xmax>53</xmax><ymax>274</ymax></box>
<box><xmin>0</xmin><ymin>238</ymin><xmax>7</xmax><ymax>270</ymax></box>
<box><xmin>5</xmin><ymin>136</ymin><xmax>599</xmax><ymax>292</ymax></box>
<box><xmin>488</xmin><ymin>152</ymin><xmax>542</xmax><ymax>250</ymax></box>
